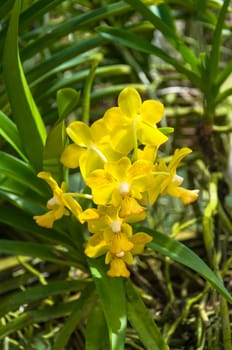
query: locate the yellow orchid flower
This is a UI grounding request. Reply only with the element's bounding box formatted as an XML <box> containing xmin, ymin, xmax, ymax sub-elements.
<box><xmin>105</xmin><ymin>229</ymin><xmax>152</xmax><ymax>278</ymax></box>
<box><xmin>60</xmin><ymin>119</ymin><xmax>122</xmax><ymax>179</ymax></box>
<box><xmin>79</xmin><ymin>205</ymin><xmax>146</xmax><ymax>236</ymax></box>
<box><xmin>33</xmin><ymin>172</ymin><xmax>82</xmax><ymax>228</ymax></box>
<box><xmin>103</xmin><ymin>87</ymin><xmax>168</xmax><ymax>154</ymax></box>
<box><xmin>147</xmin><ymin>148</ymin><xmax>199</xmax><ymax>205</ymax></box>
<box><xmin>85</xmin><ymin>157</ymin><xmax>153</xmax><ymax>218</ymax></box>
<box><xmin>84</xmin><ymin>218</ymin><xmax>152</xmax><ymax>278</ymax></box>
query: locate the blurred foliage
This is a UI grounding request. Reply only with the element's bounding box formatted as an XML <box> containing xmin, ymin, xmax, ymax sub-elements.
<box><xmin>0</xmin><ymin>0</ymin><xmax>232</xmax><ymax>349</ymax></box>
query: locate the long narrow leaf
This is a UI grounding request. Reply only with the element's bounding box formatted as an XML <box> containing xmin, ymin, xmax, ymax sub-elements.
<box><xmin>88</xmin><ymin>258</ymin><xmax>127</xmax><ymax>350</ymax></box>
<box><xmin>97</xmin><ymin>27</ymin><xmax>201</xmax><ymax>88</ymax></box>
<box><xmin>0</xmin><ymin>205</ymin><xmax>74</xmax><ymax>247</ymax></box>
<box><xmin>86</xmin><ymin>302</ymin><xmax>111</xmax><ymax>350</ymax></box>
<box><xmin>0</xmin><ymin>280</ymin><xmax>91</xmax><ymax>317</ymax></box>
<box><xmin>0</xmin><ymin>240</ymin><xmax>80</xmax><ymax>268</ymax></box>
<box><xmin>0</xmin><ymin>299</ymin><xmax>81</xmax><ymax>340</ymax></box>
<box><xmin>208</xmin><ymin>0</ymin><xmax>230</xmax><ymax>81</ymax></box>
<box><xmin>0</xmin><ymin>151</ymin><xmax>47</xmax><ymax>196</ymax></box>
<box><xmin>126</xmin><ymin>280</ymin><xmax>170</xmax><ymax>350</ymax></box>
<box><xmin>0</xmin><ymin>110</ymin><xmax>28</xmax><ymax>161</ymax></box>
<box><xmin>124</xmin><ymin>0</ymin><xmax>200</xmax><ymax>74</ymax></box>
<box><xmin>53</xmin><ymin>286</ymin><xmax>95</xmax><ymax>350</ymax></box>
<box><xmin>143</xmin><ymin>228</ymin><xmax>232</xmax><ymax>303</ymax></box>
<box><xmin>3</xmin><ymin>0</ymin><xmax>46</xmax><ymax>171</ymax></box>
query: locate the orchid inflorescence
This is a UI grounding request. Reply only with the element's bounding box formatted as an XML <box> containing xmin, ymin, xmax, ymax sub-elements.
<box><xmin>34</xmin><ymin>87</ymin><xmax>199</xmax><ymax>278</ymax></box>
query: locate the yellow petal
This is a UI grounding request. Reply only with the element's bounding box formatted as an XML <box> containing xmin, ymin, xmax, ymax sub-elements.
<box><xmin>86</xmin><ymin>170</ymin><xmax>115</xmax><ymax>205</ymax></box>
<box><xmin>79</xmin><ymin>208</ymin><xmax>99</xmax><ymax>224</ymax></box>
<box><xmin>90</xmin><ymin>119</ymin><xmax>109</xmax><ymax>144</ymax></box>
<box><xmin>37</xmin><ymin>172</ymin><xmax>58</xmax><ymax>192</ymax></box>
<box><xmin>137</xmin><ymin>123</ymin><xmax>168</xmax><ymax>146</ymax></box>
<box><xmin>103</xmin><ymin>106</ymin><xmax>128</xmax><ymax>130</ymax></box>
<box><xmin>172</xmin><ymin>187</ymin><xmax>199</xmax><ymax>205</ymax></box>
<box><xmin>107</xmin><ymin>258</ymin><xmax>130</xmax><ymax>278</ymax></box>
<box><xmin>85</xmin><ymin>233</ymin><xmax>108</xmax><ymax>258</ymax></box>
<box><xmin>79</xmin><ymin>149</ymin><xmax>105</xmax><ymax>179</ymax></box>
<box><xmin>66</xmin><ymin>121</ymin><xmax>92</xmax><ymax>147</ymax></box>
<box><xmin>168</xmin><ymin>147</ymin><xmax>192</xmax><ymax>173</ymax></box>
<box><xmin>63</xmin><ymin>195</ymin><xmax>82</xmax><ymax>219</ymax></box>
<box><xmin>118</xmin><ymin>87</ymin><xmax>141</xmax><ymax>118</ymax></box>
<box><xmin>131</xmin><ymin>232</ymin><xmax>152</xmax><ymax>254</ymax></box>
<box><xmin>33</xmin><ymin>211</ymin><xmax>56</xmax><ymax>228</ymax></box>
<box><xmin>120</xmin><ymin>196</ymin><xmax>145</xmax><ymax>218</ymax></box>
<box><xmin>137</xmin><ymin>145</ymin><xmax>158</xmax><ymax>162</ymax></box>
<box><xmin>60</xmin><ymin>144</ymin><xmax>84</xmax><ymax>169</ymax></box>
<box><xmin>105</xmin><ymin>157</ymin><xmax>131</xmax><ymax>182</ymax></box>
<box><xmin>110</xmin><ymin>125</ymin><xmax>134</xmax><ymax>155</ymax></box>
<box><xmin>33</xmin><ymin>206</ymin><xmax>69</xmax><ymax>228</ymax></box>
<box><xmin>110</xmin><ymin>232</ymin><xmax>134</xmax><ymax>255</ymax></box>
<box><xmin>140</xmin><ymin>100</ymin><xmax>164</xmax><ymax>125</ymax></box>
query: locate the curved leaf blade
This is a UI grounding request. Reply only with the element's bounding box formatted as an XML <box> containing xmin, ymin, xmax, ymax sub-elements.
<box><xmin>97</xmin><ymin>26</ymin><xmax>201</xmax><ymax>88</ymax></box>
<box><xmin>0</xmin><ymin>280</ymin><xmax>91</xmax><ymax>317</ymax></box>
<box><xmin>3</xmin><ymin>0</ymin><xmax>46</xmax><ymax>171</ymax></box>
<box><xmin>126</xmin><ymin>280</ymin><xmax>170</xmax><ymax>350</ymax></box>
<box><xmin>88</xmin><ymin>258</ymin><xmax>127</xmax><ymax>350</ymax></box>
<box><xmin>0</xmin><ymin>110</ymin><xmax>28</xmax><ymax>161</ymax></box>
<box><xmin>86</xmin><ymin>302</ymin><xmax>111</xmax><ymax>350</ymax></box>
<box><xmin>143</xmin><ymin>228</ymin><xmax>232</xmax><ymax>303</ymax></box>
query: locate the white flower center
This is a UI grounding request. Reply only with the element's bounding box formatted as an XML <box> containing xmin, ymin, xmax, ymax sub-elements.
<box><xmin>116</xmin><ymin>251</ymin><xmax>125</xmax><ymax>258</ymax></box>
<box><xmin>118</xmin><ymin>181</ymin><xmax>130</xmax><ymax>195</ymax></box>
<box><xmin>47</xmin><ymin>195</ymin><xmax>59</xmax><ymax>207</ymax></box>
<box><xmin>172</xmin><ymin>174</ymin><xmax>183</xmax><ymax>185</ymax></box>
<box><xmin>109</xmin><ymin>220</ymin><xmax>122</xmax><ymax>233</ymax></box>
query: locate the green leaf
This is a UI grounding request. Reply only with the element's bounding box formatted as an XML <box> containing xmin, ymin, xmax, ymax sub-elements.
<box><xmin>53</xmin><ymin>286</ymin><xmax>94</xmax><ymax>350</ymax></box>
<box><xmin>0</xmin><ymin>280</ymin><xmax>91</xmax><ymax>317</ymax></box>
<box><xmin>124</xmin><ymin>0</ymin><xmax>200</xmax><ymax>74</ymax></box>
<box><xmin>0</xmin><ymin>151</ymin><xmax>47</xmax><ymax>197</ymax></box>
<box><xmin>86</xmin><ymin>301</ymin><xmax>111</xmax><ymax>350</ymax></box>
<box><xmin>3</xmin><ymin>0</ymin><xmax>46</xmax><ymax>171</ymax></box>
<box><xmin>57</xmin><ymin>88</ymin><xmax>80</xmax><ymax>121</ymax></box>
<box><xmin>126</xmin><ymin>280</ymin><xmax>170</xmax><ymax>350</ymax></box>
<box><xmin>97</xmin><ymin>26</ymin><xmax>201</xmax><ymax>88</ymax></box>
<box><xmin>208</xmin><ymin>0</ymin><xmax>230</xmax><ymax>82</ymax></box>
<box><xmin>43</xmin><ymin>121</ymin><xmax>66</xmax><ymax>183</ymax></box>
<box><xmin>0</xmin><ymin>110</ymin><xmax>28</xmax><ymax>161</ymax></box>
<box><xmin>143</xmin><ymin>228</ymin><xmax>232</xmax><ymax>303</ymax></box>
<box><xmin>0</xmin><ymin>240</ymin><xmax>80</xmax><ymax>268</ymax></box>
<box><xmin>88</xmin><ymin>258</ymin><xmax>127</xmax><ymax>350</ymax></box>
<box><xmin>0</xmin><ymin>299</ymin><xmax>81</xmax><ymax>340</ymax></box>
<box><xmin>0</xmin><ymin>205</ymin><xmax>75</xmax><ymax>247</ymax></box>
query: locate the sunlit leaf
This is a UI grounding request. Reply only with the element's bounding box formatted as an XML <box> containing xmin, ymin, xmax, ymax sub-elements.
<box><xmin>88</xmin><ymin>258</ymin><xmax>127</xmax><ymax>350</ymax></box>
<box><xmin>3</xmin><ymin>0</ymin><xmax>46</xmax><ymax>171</ymax></box>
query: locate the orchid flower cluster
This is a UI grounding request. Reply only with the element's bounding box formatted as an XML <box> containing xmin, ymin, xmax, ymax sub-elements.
<box><xmin>34</xmin><ymin>87</ymin><xmax>199</xmax><ymax>278</ymax></box>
